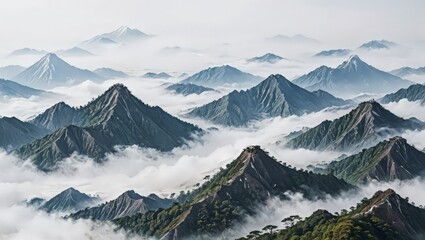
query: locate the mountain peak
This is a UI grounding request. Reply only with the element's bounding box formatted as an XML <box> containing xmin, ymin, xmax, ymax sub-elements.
<box><xmin>13</xmin><ymin>52</ymin><xmax>101</xmax><ymax>89</ymax></box>
<box><xmin>181</xmin><ymin>65</ymin><xmax>261</xmax><ymax>87</ymax></box>
<box><xmin>39</xmin><ymin>53</ymin><xmax>66</xmax><ymax>64</ymax></box>
<box><xmin>293</xmin><ymin>54</ymin><xmax>412</xmax><ymax>96</ymax></box>
<box><xmin>360</xmin><ymin>188</ymin><xmax>404</xmax><ymax>215</ymax></box>
<box><xmin>62</xmin><ymin>187</ymin><xmax>80</xmax><ymax>196</ymax></box>
<box><xmin>359</xmin><ymin>40</ymin><xmax>397</xmax><ymax>50</ymax></box>
<box><xmin>261</xmin><ymin>74</ymin><xmax>293</xmax><ymax>89</ymax></box>
<box><xmin>337</xmin><ymin>55</ymin><xmax>368</xmax><ymax>70</ymax></box>
<box><xmin>356</xmin><ymin>100</ymin><xmax>386</xmax><ymax>115</ymax></box>
<box><xmin>358</xmin><ymin>188</ymin><xmax>425</xmax><ymax>238</ymax></box>
<box><xmin>64</xmin><ymin>187</ymin><xmax>77</xmax><ymax>192</ymax></box>
<box><xmin>29</xmin><ymin>101</ymin><xmax>77</xmax><ymax>131</ymax></box>
<box><xmin>107</xmin><ymin>83</ymin><xmax>129</xmax><ymax>92</ymax></box>
<box><xmin>348</xmin><ymin>54</ymin><xmax>361</xmax><ymax>61</ymax></box>
<box><xmin>116</xmin><ymin>25</ymin><xmax>131</xmax><ymax>32</ymax></box>
<box><xmin>218</xmin><ymin>65</ymin><xmax>239</xmax><ymax>71</ymax></box>
<box><xmin>39</xmin><ymin>187</ymin><xmax>96</xmax><ymax>213</ymax></box>
<box><xmin>247</xmin><ymin>53</ymin><xmax>284</xmax><ymax>64</ymax></box>
<box><xmin>102</xmin><ymin>84</ymin><xmax>133</xmax><ymax>101</ymax></box>
<box><xmin>188</xmin><ymin>73</ymin><xmax>348</xmax><ymax>126</ymax></box>
<box><xmin>287</xmin><ymin>100</ymin><xmax>424</xmax><ymax>152</ymax></box>
<box><xmin>320</xmin><ymin>136</ymin><xmax>425</xmax><ymax>184</ymax></box>
<box><xmin>121</xmin><ymin>190</ymin><xmax>143</xmax><ymax>200</ymax></box>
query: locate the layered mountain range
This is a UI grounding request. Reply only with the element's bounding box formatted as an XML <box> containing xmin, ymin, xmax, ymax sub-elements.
<box><xmin>166</xmin><ymin>83</ymin><xmax>215</xmax><ymax>96</ymax></box>
<box><xmin>187</xmin><ymin>74</ymin><xmax>351</xmax><ymax>126</ymax></box>
<box><xmin>142</xmin><ymin>72</ymin><xmax>173</xmax><ymax>79</ymax></box>
<box><xmin>113</xmin><ymin>146</ymin><xmax>353</xmax><ymax>239</ymax></box>
<box><xmin>247</xmin><ymin>53</ymin><xmax>284</xmax><ymax>64</ymax></box>
<box><xmin>293</xmin><ymin>55</ymin><xmax>412</xmax><ymax>97</ymax></box>
<box><xmin>358</xmin><ymin>40</ymin><xmax>398</xmax><ymax>50</ymax></box>
<box><xmin>287</xmin><ymin>101</ymin><xmax>424</xmax><ymax>152</ymax></box>
<box><xmin>314</xmin><ymin>49</ymin><xmax>352</xmax><ymax>57</ymax></box>
<box><xmin>390</xmin><ymin>67</ymin><xmax>425</xmax><ymax>78</ymax></box>
<box><xmin>56</xmin><ymin>47</ymin><xmax>95</xmax><ymax>57</ymax></box>
<box><xmin>93</xmin><ymin>68</ymin><xmax>129</xmax><ymax>79</ymax></box>
<box><xmin>16</xmin><ymin>84</ymin><xmax>202</xmax><ymax>171</ymax></box>
<box><xmin>80</xmin><ymin>26</ymin><xmax>150</xmax><ymax>48</ymax></box>
<box><xmin>180</xmin><ymin>65</ymin><xmax>262</xmax><ymax>87</ymax></box>
<box><xmin>8</xmin><ymin>48</ymin><xmax>47</xmax><ymax>57</ymax></box>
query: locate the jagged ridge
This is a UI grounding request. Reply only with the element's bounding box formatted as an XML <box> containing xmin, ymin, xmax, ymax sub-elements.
<box><xmin>287</xmin><ymin>101</ymin><xmax>424</xmax><ymax>152</ymax></box>
<box><xmin>187</xmin><ymin>74</ymin><xmax>350</xmax><ymax>126</ymax></box>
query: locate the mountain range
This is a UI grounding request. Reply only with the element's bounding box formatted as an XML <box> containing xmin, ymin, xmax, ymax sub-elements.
<box><xmin>358</xmin><ymin>40</ymin><xmax>398</xmax><ymax>50</ymax></box>
<box><xmin>0</xmin><ymin>117</ymin><xmax>48</xmax><ymax>151</ymax></box>
<box><xmin>16</xmin><ymin>84</ymin><xmax>202</xmax><ymax>171</ymax></box>
<box><xmin>187</xmin><ymin>74</ymin><xmax>351</xmax><ymax>126</ymax></box>
<box><xmin>317</xmin><ymin>137</ymin><xmax>425</xmax><ymax>185</ymax></box>
<box><xmin>39</xmin><ymin>187</ymin><xmax>98</xmax><ymax>213</ymax></box>
<box><xmin>314</xmin><ymin>49</ymin><xmax>352</xmax><ymax>57</ymax></box>
<box><xmin>68</xmin><ymin>190</ymin><xmax>173</xmax><ymax>221</ymax></box>
<box><xmin>8</xmin><ymin>48</ymin><xmax>47</xmax><ymax>57</ymax></box>
<box><xmin>252</xmin><ymin>189</ymin><xmax>425</xmax><ymax>240</ymax></box>
<box><xmin>80</xmin><ymin>26</ymin><xmax>149</xmax><ymax>48</ymax></box>
<box><xmin>247</xmin><ymin>53</ymin><xmax>284</xmax><ymax>64</ymax></box>
<box><xmin>93</xmin><ymin>68</ymin><xmax>129</xmax><ymax>79</ymax></box>
<box><xmin>56</xmin><ymin>47</ymin><xmax>95</xmax><ymax>57</ymax></box>
<box><xmin>380</xmin><ymin>84</ymin><xmax>425</xmax><ymax>104</ymax></box>
<box><xmin>13</xmin><ymin>53</ymin><xmax>102</xmax><ymax>89</ymax></box>
<box><xmin>113</xmin><ymin>146</ymin><xmax>353</xmax><ymax>239</ymax></box>
<box><xmin>0</xmin><ymin>65</ymin><xmax>26</xmax><ymax>79</ymax></box>
<box><xmin>267</xmin><ymin>34</ymin><xmax>320</xmax><ymax>44</ymax></box>
<box><xmin>390</xmin><ymin>67</ymin><xmax>425</xmax><ymax>78</ymax></box>
<box><xmin>180</xmin><ymin>65</ymin><xmax>262</xmax><ymax>87</ymax></box>
<box><xmin>293</xmin><ymin>55</ymin><xmax>412</xmax><ymax>97</ymax></box>
<box><xmin>287</xmin><ymin>101</ymin><xmax>424</xmax><ymax>152</ymax></box>
<box><xmin>0</xmin><ymin>79</ymin><xmax>46</xmax><ymax>98</ymax></box>
<box><xmin>166</xmin><ymin>83</ymin><xmax>215</xmax><ymax>96</ymax></box>
<box><xmin>142</xmin><ymin>72</ymin><xmax>173</xmax><ymax>79</ymax></box>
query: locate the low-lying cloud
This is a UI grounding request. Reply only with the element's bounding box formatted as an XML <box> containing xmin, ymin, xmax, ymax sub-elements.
<box><xmin>1</xmin><ymin>78</ymin><xmax>425</xmax><ymax>239</ymax></box>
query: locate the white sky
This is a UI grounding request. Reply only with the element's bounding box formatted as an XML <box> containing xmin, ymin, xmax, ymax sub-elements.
<box><xmin>0</xmin><ymin>0</ymin><xmax>424</xmax><ymax>51</ymax></box>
